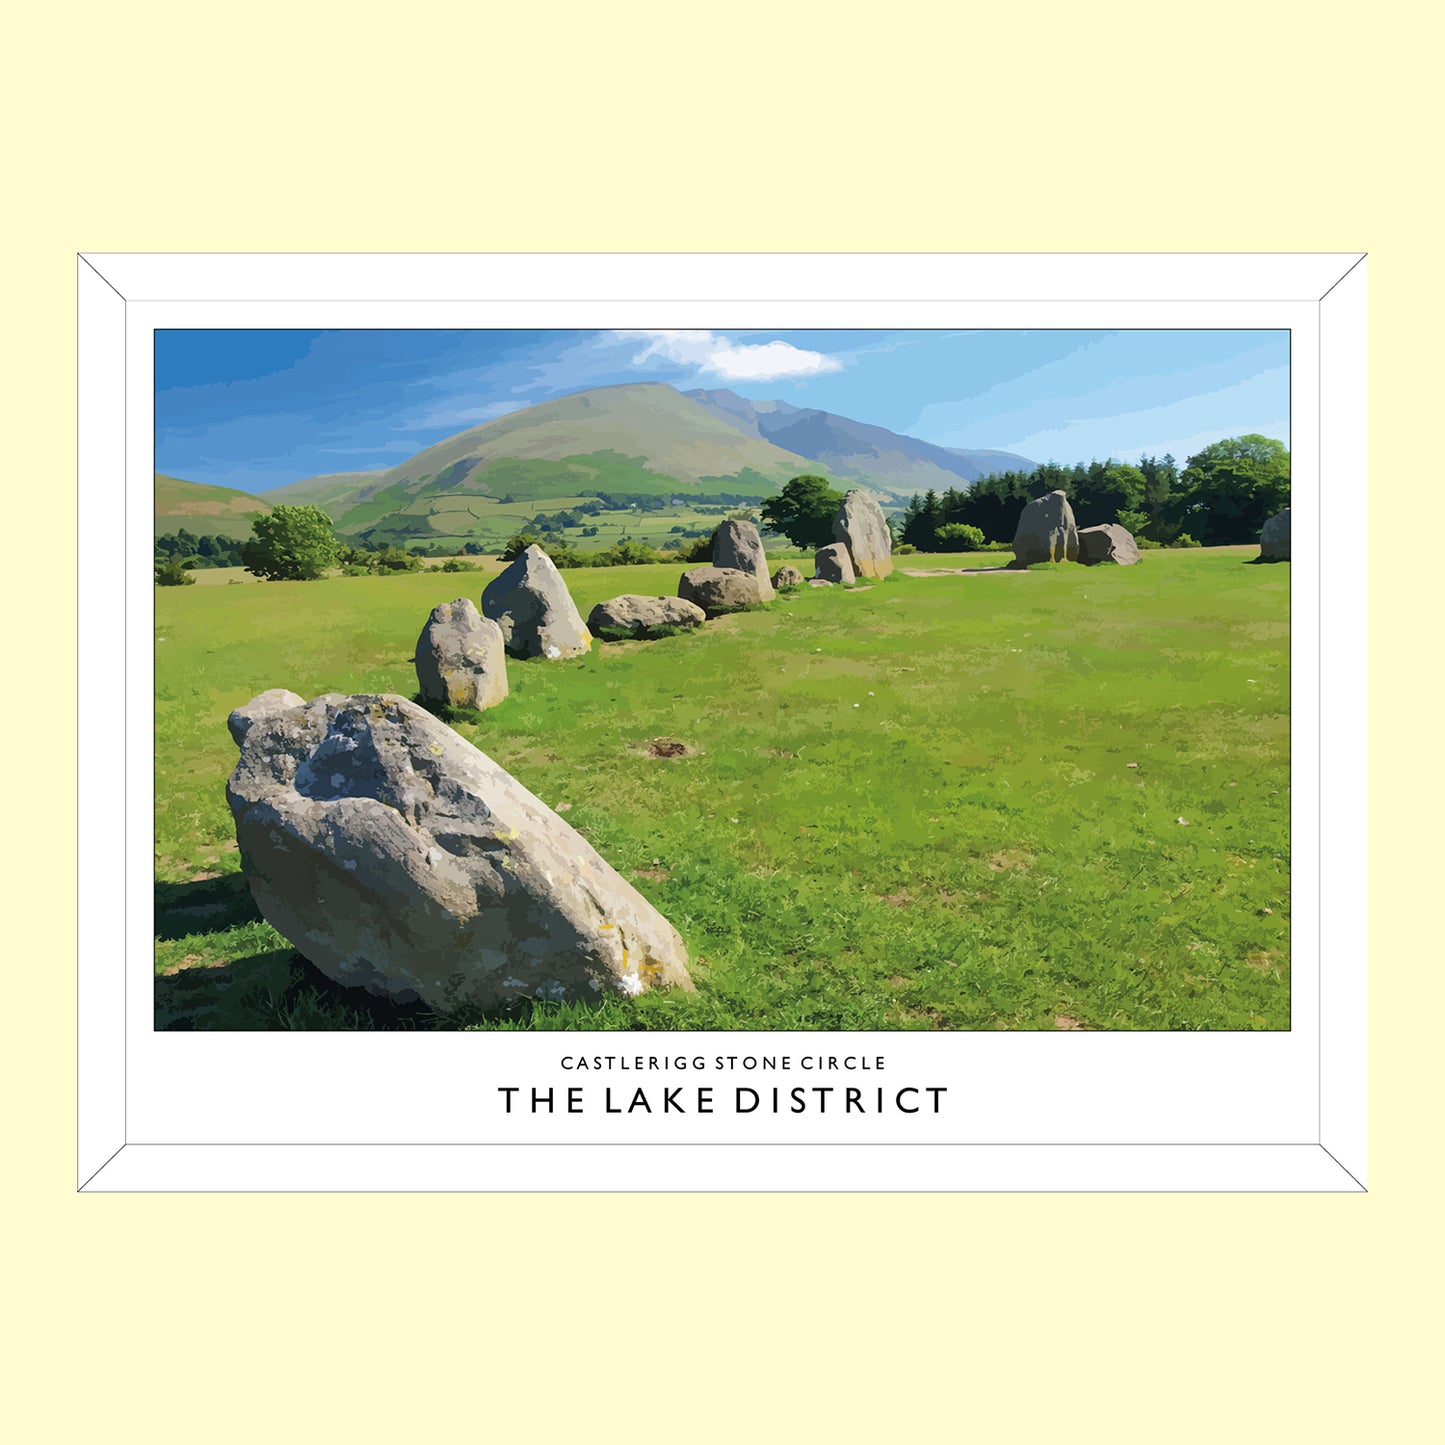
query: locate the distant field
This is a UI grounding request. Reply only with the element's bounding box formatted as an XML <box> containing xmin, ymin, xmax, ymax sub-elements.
<box><xmin>154</xmin><ymin>548</ymin><xmax>1290</xmax><ymax>1032</ymax></box>
<box><xmin>336</xmin><ymin>489</ymin><xmax>756</xmax><ymax>551</ymax></box>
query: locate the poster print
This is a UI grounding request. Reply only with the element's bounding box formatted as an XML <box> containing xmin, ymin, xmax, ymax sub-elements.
<box><xmin>77</xmin><ymin>253</ymin><xmax>1364</xmax><ymax>1191</ymax></box>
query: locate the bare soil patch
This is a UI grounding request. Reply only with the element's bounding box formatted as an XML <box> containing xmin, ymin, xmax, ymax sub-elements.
<box><xmin>901</xmin><ymin>566</ymin><xmax>1023</xmax><ymax>577</ymax></box>
<box><xmin>638</xmin><ymin>737</ymin><xmax>695</xmax><ymax>759</ymax></box>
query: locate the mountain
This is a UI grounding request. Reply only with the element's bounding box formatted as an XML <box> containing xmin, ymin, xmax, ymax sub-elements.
<box><xmin>162</xmin><ymin>382</ymin><xmax>1033</xmax><ymax>551</ymax></box>
<box><xmin>348</xmin><ymin>382</ymin><xmax>817</xmax><ymax>496</ymax></box>
<box><xmin>257</xmin><ymin>383</ymin><xmax>836</xmax><ymax>543</ymax></box>
<box><xmin>154</xmin><ymin>473</ymin><xmax>273</xmax><ymax>539</ymax></box>
<box><xmin>684</xmin><ymin>388</ymin><xmax>1034</xmax><ymax>492</ymax></box>
<box><xmin>260</xmin><ymin>469</ymin><xmax>389</xmax><ymax>511</ymax></box>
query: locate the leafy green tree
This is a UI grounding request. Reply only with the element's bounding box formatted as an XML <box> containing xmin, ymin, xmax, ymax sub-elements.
<box><xmin>240</xmin><ymin>504</ymin><xmax>341</xmax><ymax>581</ymax></box>
<box><xmin>935</xmin><ymin>522</ymin><xmax>985</xmax><ymax>551</ymax></box>
<box><xmin>501</xmin><ymin>533</ymin><xmax>542</xmax><ymax>561</ymax></box>
<box><xmin>761</xmin><ymin>475</ymin><xmax>845</xmax><ymax>548</ymax></box>
<box><xmin>598</xmin><ymin>540</ymin><xmax>659</xmax><ymax>566</ymax></box>
<box><xmin>1091</xmin><ymin>463</ymin><xmax>1147</xmax><ymax>524</ymax></box>
<box><xmin>1171</xmin><ymin>435</ymin><xmax>1290</xmax><ymax>544</ymax></box>
<box><xmin>155</xmin><ymin>559</ymin><xmax>196</xmax><ymax>586</ymax></box>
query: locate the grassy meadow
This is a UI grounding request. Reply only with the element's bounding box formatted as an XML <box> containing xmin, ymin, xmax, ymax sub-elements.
<box><xmin>155</xmin><ymin>547</ymin><xmax>1290</xmax><ymax>1031</ymax></box>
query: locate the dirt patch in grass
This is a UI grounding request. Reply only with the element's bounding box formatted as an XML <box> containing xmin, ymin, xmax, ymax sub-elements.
<box><xmin>900</xmin><ymin>566</ymin><xmax>1024</xmax><ymax>577</ymax></box>
<box><xmin>988</xmin><ymin>848</ymin><xmax>1034</xmax><ymax>872</ymax></box>
<box><xmin>1245</xmin><ymin>949</ymin><xmax>1282</xmax><ymax>971</ymax></box>
<box><xmin>632</xmin><ymin>867</ymin><xmax>672</xmax><ymax>882</ymax></box>
<box><xmin>640</xmin><ymin>737</ymin><xmax>694</xmax><ymax>759</ymax></box>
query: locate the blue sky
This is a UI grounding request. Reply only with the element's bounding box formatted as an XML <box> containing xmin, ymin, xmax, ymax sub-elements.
<box><xmin>155</xmin><ymin>328</ymin><xmax>1290</xmax><ymax>493</ymax></box>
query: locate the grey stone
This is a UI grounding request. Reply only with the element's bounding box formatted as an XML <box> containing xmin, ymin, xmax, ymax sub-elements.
<box><xmin>588</xmin><ymin>594</ymin><xmax>706</xmax><ymax>638</ymax></box>
<box><xmin>1011</xmin><ymin>490</ymin><xmax>1079</xmax><ymax>565</ymax></box>
<box><xmin>1260</xmin><ymin>507</ymin><xmax>1291</xmax><ymax>561</ymax></box>
<box><xmin>1077</xmin><ymin>523</ymin><xmax>1142</xmax><ymax>567</ymax></box>
<box><xmin>712</xmin><ymin>519</ymin><xmax>776</xmax><ymax>600</ymax></box>
<box><xmin>832</xmin><ymin>490</ymin><xmax>894</xmax><ymax>578</ymax></box>
<box><xmin>814</xmin><ymin>543</ymin><xmax>856</xmax><ymax>584</ymax></box>
<box><xmin>415</xmin><ymin>598</ymin><xmax>509</xmax><ymax>710</ymax></box>
<box><xmin>677</xmin><ymin>565</ymin><xmax>764</xmax><ymax>617</ymax></box>
<box><xmin>226</xmin><ymin>692</ymin><xmax>693</xmax><ymax>1012</ymax></box>
<box><xmin>228</xmin><ymin>689</ymin><xmax>305</xmax><ymax>746</ymax></box>
<box><xmin>480</xmin><ymin>544</ymin><xmax>592</xmax><ymax>659</ymax></box>
<box><xmin>770</xmin><ymin>563</ymin><xmax>805</xmax><ymax>590</ymax></box>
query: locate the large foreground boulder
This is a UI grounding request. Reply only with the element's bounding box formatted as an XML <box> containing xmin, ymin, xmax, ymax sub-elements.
<box><xmin>415</xmin><ymin>598</ymin><xmax>509</xmax><ymax>710</ymax></box>
<box><xmin>771</xmin><ymin>563</ymin><xmax>805</xmax><ymax>590</ymax></box>
<box><xmin>1077</xmin><ymin>523</ymin><xmax>1141</xmax><ymax>567</ymax></box>
<box><xmin>712</xmin><ymin>519</ymin><xmax>776</xmax><ymax>600</ymax></box>
<box><xmin>481</xmin><ymin>544</ymin><xmax>591</xmax><ymax>659</ymax></box>
<box><xmin>226</xmin><ymin>692</ymin><xmax>693</xmax><ymax>1011</ymax></box>
<box><xmin>1260</xmin><ymin>507</ymin><xmax>1291</xmax><ymax>561</ymax></box>
<box><xmin>228</xmin><ymin>688</ymin><xmax>305</xmax><ymax>745</ymax></box>
<box><xmin>678</xmin><ymin>565</ymin><xmax>763</xmax><ymax>617</ymax></box>
<box><xmin>814</xmin><ymin>542</ymin><xmax>856</xmax><ymax>584</ymax></box>
<box><xmin>588</xmin><ymin>594</ymin><xmax>706</xmax><ymax>638</ymax></box>
<box><xmin>832</xmin><ymin>490</ymin><xmax>894</xmax><ymax>578</ymax></box>
<box><xmin>1011</xmin><ymin>490</ymin><xmax>1079</xmax><ymax>565</ymax></box>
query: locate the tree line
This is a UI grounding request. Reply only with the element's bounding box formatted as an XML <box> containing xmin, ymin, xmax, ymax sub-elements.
<box><xmin>897</xmin><ymin>435</ymin><xmax>1290</xmax><ymax>552</ymax></box>
<box><xmin>157</xmin><ymin>436</ymin><xmax>1291</xmax><ymax>586</ymax></box>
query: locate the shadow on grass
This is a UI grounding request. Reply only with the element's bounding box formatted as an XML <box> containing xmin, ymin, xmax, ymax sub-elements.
<box><xmin>155</xmin><ymin>872</ymin><xmax>258</xmax><ymax>941</ymax></box>
<box><xmin>155</xmin><ymin>949</ymin><xmax>452</xmax><ymax>1031</ymax></box>
<box><xmin>410</xmin><ymin>692</ymin><xmax>487</xmax><ymax>727</ymax></box>
<box><xmin>155</xmin><ymin>930</ymin><xmax>581</xmax><ymax>1032</ymax></box>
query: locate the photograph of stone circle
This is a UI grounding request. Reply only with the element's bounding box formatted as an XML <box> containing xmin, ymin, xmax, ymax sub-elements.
<box><xmin>154</xmin><ymin>328</ymin><xmax>1291</xmax><ymax>1030</ymax></box>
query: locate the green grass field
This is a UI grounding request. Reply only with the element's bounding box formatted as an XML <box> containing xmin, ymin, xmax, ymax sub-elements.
<box><xmin>154</xmin><ymin>547</ymin><xmax>1290</xmax><ymax>1032</ymax></box>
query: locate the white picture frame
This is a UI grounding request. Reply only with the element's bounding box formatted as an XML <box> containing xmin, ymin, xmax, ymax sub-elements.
<box><xmin>78</xmin><ymin>252</ymin><xmax>1366</xmax><ymax>1192</ymax></box>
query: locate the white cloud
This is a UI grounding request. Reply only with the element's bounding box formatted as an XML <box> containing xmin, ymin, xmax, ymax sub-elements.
<box><xmin>615</xmin><ymin>330</ymin><xmax>843</xmax><ymax>382</ymax></box>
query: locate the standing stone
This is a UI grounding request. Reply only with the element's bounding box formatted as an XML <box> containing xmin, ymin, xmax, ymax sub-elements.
<box><xmin>677</xmin><ymin>565</ymin><xmax>763</xmax><ymax>618</ymax></box>
<box><xmin>1077</xmin><ymin>523</ymin><xmax>1142</xmax><ymax>567</ymax></box>
<box><xmin>832</xmin><ymin>489</ymin><xmax>894</xmax><ymax>578</ymax></box>
<box><xmin>587</xmin><ymin>594</ymin><xmax>706</xmax><ymax>638</ymax></box>
<box><xmin>1011</xmin><ymin>490</ymin><xmax>1079</xmax><ymax>565</ymax></box>
<box><xmin>480</xmin><ymin>544</ymin><xmax>591</xmax><ymax>659</ymax></box>
<box><xmin>415</xmin><ymin>598</ymin><xmax>509</xmax><ymax>710</ymax></box>
<box><xmin>712</xmin><ymin>519</ymin><xmax>776</xmax><ymax>600</ymax></box>
<box><xmin>814</xmin><ymin>542</ymin><xmax>856</xmax><ymax>584</ymax></box>
<box><xmin>1260</xmin><ymin>507</ymin><xmax>1291</xmax><ymax>561</ymax></box>
<box><xmin>226</xmin><ymin>692</ymin><xmax>693</xmax><ymax>1012</ymax></box>
<box><xmin>771</xmin><ymin>563</ymin><xmax>805</xmax><ymax>590</ymax></box>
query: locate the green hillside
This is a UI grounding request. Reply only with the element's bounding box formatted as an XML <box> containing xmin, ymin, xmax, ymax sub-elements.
<box><xmin>257</xmin><ymin>384</ymin><xmax>841</xmax><ymax>546</ymax></box>
<box><xmin>258</xmin><ymin>469</ymin><xmax>388</xmax><ymax>515</ymax></box>
<box><xmin>244</xmin><ymin>381</ymin><xmax>855</xmax><ymax>549</ymax></box>
<box><xmin>154</xmin><ymin>473</ymin><xmax>272</xmax><ymax>540</ymax></box>
<box><xmin>377</xmin><ymin>383</ymin><xmax>819</xmax><ymax>492</ymax></box>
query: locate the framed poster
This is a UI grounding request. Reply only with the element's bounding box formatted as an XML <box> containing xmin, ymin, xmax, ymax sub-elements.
<box><xmin>77</xmin><ymin>252</ymin><xmax>1366</xmax><ymax>1191</ymax></box>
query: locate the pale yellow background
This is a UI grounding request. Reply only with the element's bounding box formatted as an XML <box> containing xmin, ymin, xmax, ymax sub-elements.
<box><xmin>3</xmin><ymin>2</ymin><xmax>1434</xmax><ymax>1440</ymax></box>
